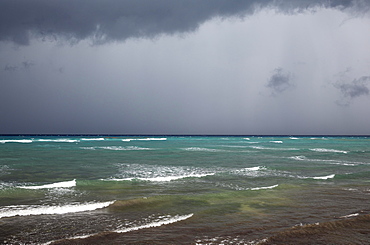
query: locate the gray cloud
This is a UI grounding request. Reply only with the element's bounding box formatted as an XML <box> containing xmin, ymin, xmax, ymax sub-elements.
<box><xmin>266</xmin><ymin>68</ymin><xmax>294</xmax><ymax>95</ymax></box>
<box><xmin>22</xmin><ymin>61</ymin><xmax>35</xmax><ymax>69</ymax></box>
<box><xmin>4</xmin><ymin>61</ymin><xmax>35</xmax><ymax>71</ymax></box>
<box><xmin>335</xmin><ymin>75</ymin><xmax>370</xmax><ymax>106</ymax></box>
<box><xmin>4</xmin><ymin>64</ymin><xmax>18</xmax><ymax>71</ymax></box>
<box><xmin>0</xmin><ymin>0</ymin><xmax>365</xmax><ymax>45</ymax></box>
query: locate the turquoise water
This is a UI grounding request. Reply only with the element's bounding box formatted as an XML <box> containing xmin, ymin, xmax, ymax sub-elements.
<box><xmin>0</xmin><ymin>136</ymin><xmax>369</xmax><ymax>244</ymax></box>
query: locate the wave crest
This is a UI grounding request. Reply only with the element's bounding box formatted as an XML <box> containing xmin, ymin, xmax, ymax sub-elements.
<box><xmin>310</xmin><ymin>148</ymin><xmax>348</xmax><ymax>154</ymax></box>
<box><xmin>0</xmin><ymin>139</ymin><xmax>33</xmax><ymax>143</ymax></box>
<box><xmin>0</xmin><ymin>201</ymin><xmax>114</xmax><ymax>218</ymax></box>
<box><xmin>19</xmin><ymin>179</ymin><xmax>76</xmax><ymax>189</ymax></box>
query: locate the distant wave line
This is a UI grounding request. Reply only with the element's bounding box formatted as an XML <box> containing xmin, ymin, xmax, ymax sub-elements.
<box><xmin>37</xmin><ymin>139</ymin><xmax>79</xmax><ymax>143</ymax></box>
<box><xmin>0</xmin><ymin>139</ymin><xmax>33</xmax><ymax>143</ymax></box>
<box><xmin>183</xmin><ymin>147</ymin><xmax>225</xmax><ymax>152</ymax></box>
<box><xmin>81</xmin><ymin>146</ymin><xmax>153</xmax><ymax>151</ymax></box>
<box><xmin>103</xmin><ymin>173</ymin><xmax>215</xmax><ymax>182</ymax></box>
<box><xmin>297</xmin><ymin>174</ymin><xmax>336</xmax><ymax>180</ymax></box>
<box><xmin>122</xmin><ymin>138</ymin><xmax>167</xmax><ymax>142</ymax></box>
<box><xmin>310</xmin><ymin>148</ymin><xmax>348</xmax><ymax>154</ymax></box>
<box><xmin>19</xmin><ymin>179</ymin><xmax>76</xmax><ymax>189</ymax></box>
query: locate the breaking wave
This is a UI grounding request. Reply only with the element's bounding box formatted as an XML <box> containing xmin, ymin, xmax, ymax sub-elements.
<box><xmin>249</xmin><ymin>146</ymin><xmax>298</xmax><ymax>151</ymax></box>
<box><xmin>250</xmin><ymin>184</ymin><xmax>279</xmax><ymax>190</ymax></box>
<box><xmin>270</xmin><ymin>141</ymin><xmax>283</xmax><ymax>144</ymax></box>
<box><xmin>19</xmin><ymin>179</ymin><xmax>76</xmax><ymax>189</ymax></box>
<box><xmin>310</xmin><ymin>148</ymin><xmax>348</xmax><ymax>154</ymax></box>
<box><xmin>122</xmin><ymin>138</ymin><xmax>167</xmax><ymax>142</ymax></box>
<box><xmin>104</xmin><ymin>173</ymin><xmax>215</xmax><ymax>182</ymax></box>
<box><xmin>37</xmin><ymin>139</ymin><xmax>79</xmax><ymax>143</ymax></box>
<box><xmin>289</xmin><ymin>155</ymin><xmax>359</xmax><ymax>166</ymax></box>
<box><xmin>100</xmin><ymin>146</ymin><xmax>152</xmax><ymax>151</ymax></box>
<box><xmin>81</xmin><ymin>146</ymin><xmax>152</xmax><ymax>151</ymax></box>
<box><xmin>81</xmin><ymin>138</ymin><xmax>105</xmax><ymax>141</ymax></box>
<box><xmin>0</xmin><ymin>201</ymin><xmax>114</xmax><ymax>218</ymax></box>
<box><xmin>183</xmin><ymin>147</ymin><xmax>225</xmax><ymax>152</ymax></box>
<box><xmin>311</xmin><ymin>174</ymin><xmax>335</xmax><ymax>180</ymax></box>
<box><xmin>43</xmin><ymin>213</ymin><xmax>193</xmax><ymax>244</ymax></box>
<box><xmin>0</xmin><ymin>139</ymin><xmax>33</xmax><ymax>143</ymax></box>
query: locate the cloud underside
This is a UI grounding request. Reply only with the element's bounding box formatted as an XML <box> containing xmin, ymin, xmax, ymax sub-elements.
<box><xmin>267</xmin><ymin>68</ymin><xmax>294</xmax><ymax>95</ymax></box>
<box><xmin>0</xmin><ymin>0</ymin><xmax>366</xmax><ymax>45</ymax></box>
<box><xmin>335</xmin><ymin>76</ymin><xmax>370</xmax><ymax>105</ymax></box>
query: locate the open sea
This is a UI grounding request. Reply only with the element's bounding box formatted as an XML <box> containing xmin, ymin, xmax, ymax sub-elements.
<box><xmin>0</xmin><ymin>135</ymin><xmax>369</xmax><ymax>244</ymax></box>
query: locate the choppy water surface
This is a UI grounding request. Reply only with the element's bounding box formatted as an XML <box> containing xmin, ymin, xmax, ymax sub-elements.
<box><xmin>0</xmin><ymin>136</ymin><xmax>369</xmax><ymax>244</ymax></box>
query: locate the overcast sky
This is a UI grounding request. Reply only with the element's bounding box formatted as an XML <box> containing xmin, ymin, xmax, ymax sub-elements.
<box><xmin>1</xmin><ymin>0</ymin><xmax>370</xmax><ymax>135</ymax></box>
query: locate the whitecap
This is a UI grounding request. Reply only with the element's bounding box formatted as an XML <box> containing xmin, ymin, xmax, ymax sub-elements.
<box><xmin>270</xmin><ymin>141</ymin><xmax>283</xmax><ymax>144</ymax></box>
<box><xmin>115</xmin><ymin>213</ymin><xmax>193</xmax><ymax>233</ymax></box>
<box><xmin>139</xmin><ymin>137</ymin><xmax>167</xmax><ymax>141</ymax></box>
<box><xmin>183</xmin><ymin>147</ymin><xmax>223</xmax><ymax>152</ymax></box>
<box><xmin>80</xmin><ymin>147</ymin><xmax>96</xmax><ymax>150</ymax></box>
<box><xmin>312</xmin><ymin>174</ymin><xmax>335</xmax><ymax>180</ymax></box>
<box><xmin>340</xmin><ymin>213</ymin><xmax>359</xmax><ymax>218</ymax></box>
<box><xmin>310</xmin><ymin>148</ymin><xmax>348</xmax><ymax>154</ymax></box>
<box><xmin>105</xmin><ymin>173</ymin><xmax>215</xmax><ymax>182</ymax></box>
<box><xmin>19</xmin><ymin>179</ymin><xmax>76</xmax><ymax>189</ymax></box>
<box><xmin>289</xmin><ymin>156</ymin><xmax>357</xmax><ymax>166</ymax></box>
<box><xmin>250</xmin><ymin>184</ymin><xmax>279</xmax><ymax>190</ymax></box>
<box><xmin>289</xmin><ymin>156</ymin><xmax>307</xmax><ymax>161</ymax></box>
<box><xmin>0</xmin><ymin>139</ymin><xmax>33</xmax><ymax>143</ymax></box>
<box><xmin>232</xmin><ymin>166</ymin><xmax>268</xmax><ymax>177</ymax></box>
<box><xmin>244</xmin><ymin>166</ymin><xmax>264</xmax><ymax>171</ymax></box>
<box><xmin>289</xmin><ymin>137</ymin><xmax>299</xmax><ymax>140</ymax></box>
<box><xmin>100</xmin><ymin>146</ymin><xmax>152</xmax><ymax>151</ymax></box>
<box><xmin>122</xmin><ymin>138</ymin><xmax>167</xmax><ymax>142</ymax></box>
<box><xmin>81</xmin><ymin>138</ymin><xmax>105</xmax><ymax>141</ymax></box>
<box><xmin>43</xmin><ymin>213</ymin><xmax>193</xmax><ymax>244</ymax></box>
<box><xmin>249</xmin><ymin>146</ymin><xmax>266</xmax><ymax>150</ymax></box>
<box><xmin>0</xmin><ymin>201</ymin><xmax>114</xmax><ymax>218</ymax></box>
<box><xmin>250</xmin><ymin>146</ymin><xmax>298</xmax><ymax>151</ymax></box>
<box><xmin>37</xmin><ymin>139</ymin><xmax>79</xmax><ymax>143</ymax></box>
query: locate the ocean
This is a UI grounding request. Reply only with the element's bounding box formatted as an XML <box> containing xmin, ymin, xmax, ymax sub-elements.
<box><xmin>0</xmin><ymin>135</ymin><xmax>369</xmax><ymax>244</ymax></box>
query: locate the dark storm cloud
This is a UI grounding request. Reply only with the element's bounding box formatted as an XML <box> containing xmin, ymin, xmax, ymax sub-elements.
<box><xmin>335</xmin><ymin>75</ymin><xmax>370</xmax><ymax>106</ymax></box>
<box><xmin>22</xmin><ymin>61</ymin><xmax>35</xmax><ymax>69</ymax></box>
<box><xmin>4</xmin><ymin>64</ymin><xmax>18</xmax><ymax>71</ymax></box>
<box><xmin>339</xmin><ymin>76</ymin><xmax>370</xmax><ymax>98</ymax></box>
<box><xmin>266</xmin><ymin>68</ymin><xmax>294</xmax><ymax>95</ymax></box>
<box><xmin>0</xmin><ymin>0</ymin><xmax>365</xmax><ymax>45</ymax></box>
<box><xmin>3</xmin><ymin>61</ymin><xmax>34</xmax><ymax>71</ymax></box>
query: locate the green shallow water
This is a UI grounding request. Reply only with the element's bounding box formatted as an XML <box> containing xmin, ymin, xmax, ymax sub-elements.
<box><xmin>0</xmin><ymin>136</ymin><xmax>369</xmax><ymax>244</ymax></box>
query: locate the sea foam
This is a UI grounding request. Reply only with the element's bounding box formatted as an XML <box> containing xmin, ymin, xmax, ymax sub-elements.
<box><xmin>115</xmin><ymin>213</ymin><xmax>193</xmax><ymax>233</ymax></box>
<box><xmin>0</xmin><ymin>139</ymin><xmax>33</xmax><ymax>143</ymax></box>
<box><xmin>0</xmin><ymin>201</ymin><xmax>114</xmax><ymax>218</ymax></box>
<box><xmin>312</xmin><ymin>174</ymin><xmax>335</xmax><ymax>180</ymax></box>
<box><xmin>183</xmin><ymin>147</ymin><xmax>224</xmax><ymax>152</ymax></box>
<box><xmin>20</xmin><ymin>179</ymin><xmax>76</xmax><ymax>189</ymax></box>
<box><xmin>100</xmin><ymin>146</ymin><xmax>152</xmax><ymax>151</ymax></box>
<box><xmin>43</xmin><ymin>213</ymin><xmax>193</xmax><ymax>244</ymax></box>
<box><xmin>81</xmin><ymin>138</ymin><xmax>105</xmax><ymax>141</ymax></box>
<box><xmin>310</xmin><ymin>148</ymin><xmax>348</xmax><ymax>154</ymax></box>
<box><xmin>250</xmin><ymin>184</ymin><xmax>279</xmax><ymax>190</ymax></box>
<box><xmin>37</xmin><ymin>139</ymin><xmax>79</xmax><ymax>143</ymax></box>
<box><xmin>270</xmin><ymin>141</ymin><xmax>283</xmax><ymax>143</ymax></box>
<box><xmin>106</xmin><ymin>173</ymin><xmax>215</xmax><ymax>182</ymax></box>
<box><xmin>122</xmin><ymin>138</ymin><xmax>167</xmax><ymax>142</ymax></box>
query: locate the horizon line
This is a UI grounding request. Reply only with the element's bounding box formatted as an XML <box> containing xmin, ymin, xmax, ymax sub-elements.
<box><xmin>1</xmin><ymin>134</ymin><xmax>369</xmax><ymax>137</ymax></box>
